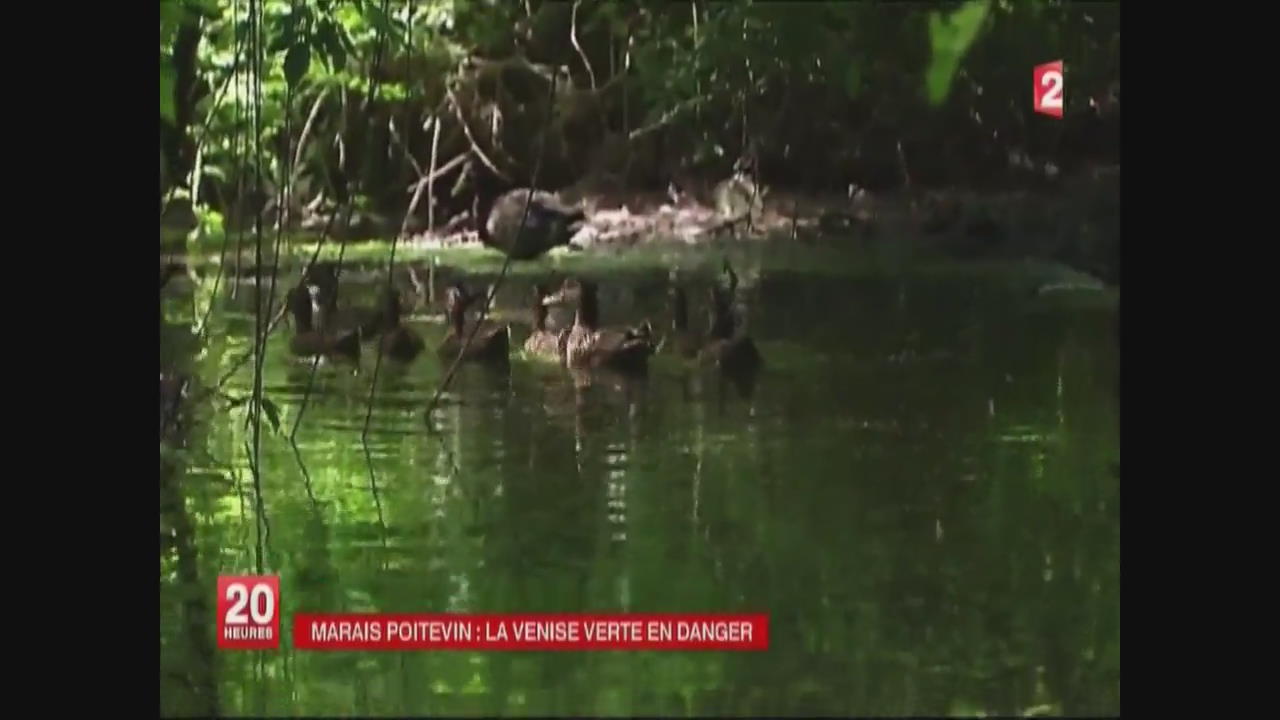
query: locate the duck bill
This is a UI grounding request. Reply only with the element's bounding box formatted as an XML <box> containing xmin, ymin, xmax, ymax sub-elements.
<box><xmin>541</xmin><ymin>288</ymin><xmax>571</xmax><ymax>306</ymax></box>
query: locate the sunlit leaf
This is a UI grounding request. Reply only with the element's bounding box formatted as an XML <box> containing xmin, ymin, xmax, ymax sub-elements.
<box><xmin>365</xmin><ymin>3</ymin><xmax>404</xmax><ymax>39</ymax></box>
<box><xmin>315</xmin><ymin>18</ymin><xmax>348</xmax><ymax>71</ymax></box>
<box><xmin>160</xmin><ymin>0</ymin><xmax>183</xmax><ymax>45</ymax></box>
<box><xmin>925</xmin><ymin>0</ymin><xmax>992</xmax><ymax>106</ymax></box>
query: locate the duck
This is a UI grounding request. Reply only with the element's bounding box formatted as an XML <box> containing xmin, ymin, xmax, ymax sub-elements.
<box><xmin>436</xmin><ymin>283</ymin><xmax>510</xmax><ymax>364</ymax></box>
<box><xmin>712</xmin><ymin>153</ymin><xmax>766</xmax><ymax>226</ymax></box>
<box><xmin>523</xmin><ymin>283</ymin><xmax>568</xmax><ymax>362</ymax></box>
<box><xmin>667</xmin><ymin>282</ymin><xmax>703</xmax><ymax>361</ymax></box>
<box><xmin>699</xmin><ymin>261</ymin><xmax>762</xmax><ymax>374</ymax></box>
<box><xmin>476</xmin><ymin>187</ymin><xmax>588</xmax><ymax>260</ymax></box>
<box><xmin>286</xmin><ymin>283</ymin><xmax>361</xmax><ymax>360</ymax></box>
<box><xmin>370</xmin><ymin>286</ymin><xmax>424</xmax><ymax>362</ymax></box>
<box><xmin>303</xmin><ymin>261</ymin><xmax>391</xmax><ymax>339</ymax></box>
<box><xmin>543</xmin><ymin>277</ymin><xmax>656</xmax><ymax>373</ymax></box>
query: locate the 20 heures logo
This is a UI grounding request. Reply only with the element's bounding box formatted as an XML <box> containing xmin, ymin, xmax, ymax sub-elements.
<box><xmin>217</xmin><ymin>575</ymin><xmax>280</xmax><ymax>650</ymax></box>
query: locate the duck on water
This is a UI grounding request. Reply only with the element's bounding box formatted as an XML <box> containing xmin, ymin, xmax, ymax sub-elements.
<box><xmin>286</xmin><ymin>283</ymin><xmax>361</xmax><ymax>361</ymax></box>
<box><xmin>542</xmin><ymin>277</ymin><xmax>656</xmax><ymax>374</ymax></box>
<box><xmin>437</xmin><ymin>283</ymin><xmax>511</xmax><ymax>364</ymax></box>
<box><xmin>523</xmin><ymin>283</ymin><xmax>569</xmax><ymax>363</ymax></box>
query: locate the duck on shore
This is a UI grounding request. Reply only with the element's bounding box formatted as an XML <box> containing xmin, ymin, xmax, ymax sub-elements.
<box><xmin>464</xmin><ymin>159</ymin><xmax>588</xmax><ymax>260</ymax></box>
<box><xmin>478</xmin><ymin>188</ymin><xmax>587</xmax><ymax>260</ymax></box>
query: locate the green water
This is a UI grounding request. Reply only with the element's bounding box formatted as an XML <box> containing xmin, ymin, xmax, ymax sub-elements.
<box><xmin>160</xmin><ymin>241</ymin><xmax>1120</xmax><ymax>717</ymax></box>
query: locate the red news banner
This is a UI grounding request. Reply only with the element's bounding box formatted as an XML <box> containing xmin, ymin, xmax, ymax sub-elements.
<box><xmin>293</xmin><ymin>613</ymin><xmax>769</xmax><ymax>651</ymax></box>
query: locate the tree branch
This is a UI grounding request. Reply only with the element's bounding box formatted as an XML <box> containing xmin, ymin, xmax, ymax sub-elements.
<box><xmin>628</xmin><ymin>93</ymin><xmax>712</xmax><ymax>142</ymax></box>
<box><xmin>292</xmin><ymin>85</ymin><xmax>332</xmax><ymax>181</ymax></box>
<box><xmin>571</xmin><ymin>1</ymin><xmax>598</xmax><ymax>91</ymax></box>
<box><xmin>445</xmin><ymin>84</ymin><xmax>509</xmax><ymax>181</ymax></box>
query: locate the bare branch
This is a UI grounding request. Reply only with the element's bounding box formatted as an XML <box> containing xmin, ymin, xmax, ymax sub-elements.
<box><xmin>427</xmin><ymin>113</ymin><xmax>442</xmax><ymax>232</ymax></box>
<box><xmin>403</xmin><ymin>152</ymin><xmax>468</xmax><ymax>194</ymax></box>
<box><xmin>628</xmin><ymin>94</ymin><xmax>712</xmax><ymax>142</ymax></box>
<box><xmin>571</xmin><ymin>1</ymin><xmax>598</xmax><ymax>91</ymax></box>
<box><xmin>292</xmin><ymin>85</ymin><xmax>332</xmax><ymax>180</ymax></box>
<box><xmin>445</xmin><ymin>84</ymin><xmax>509</xmax><ymax>181</ymax></box>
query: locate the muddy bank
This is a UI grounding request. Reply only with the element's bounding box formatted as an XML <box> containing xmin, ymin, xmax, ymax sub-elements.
<box><xmin>165</xmin><ymin>166</ymin><xmax>1118</xmax><ymax>290</ymax></box>
<box><xmin>392</xmin><ymin>166</ymin><xmax>1119</xmax><ymax>285</ymax></box>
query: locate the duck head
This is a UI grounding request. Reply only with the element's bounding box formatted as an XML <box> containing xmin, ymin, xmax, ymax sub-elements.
<box><xmin>444</xmin><ymin>284</ymin><xmax>474</xmax><ymax>334</ymax></box>
<box><xmin>378</xmin><ymin>285</ymin><xmax>404</xmax><ymax>325</ymax></box>
<box><xmin>543</xmin><ymin>277</ymin><xmax>599</xmax><ymax>329</ymax></box>
<box><xmin>720</xmin><ymin>258</ymin><xmax>740</xmax><ymax>293</ymax></box>
<box><xmin>531</xmin><ymin>284</ymin><xmax>551</xmax><ymax>331</ymax></box>
<box><xmin>288</xmin><ymin>284</ymin><xmax>316</xmax><ymax>332</ymax></box>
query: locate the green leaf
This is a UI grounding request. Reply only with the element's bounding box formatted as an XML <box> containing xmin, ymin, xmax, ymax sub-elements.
<box><xmin>315</xmin><ymin>19</ymin><xmax>347</xmax><ymax>71</ymax></box>
<box><xmin>160</xmin><ymin>58</ymin><xmax>177</xmax><ymax>124</ymax></box>
<box><xmin>285</xmin><ymin>42</ymin><xmax>311</xmax><ymax>87</ymax></box>
<box><xmin>269</xmin><ymin>29</ymin><xmax>292</xmax><ymax>54</ymax></box>
<box><xmin>160</xmin><ymin>0</ymin><xmax>183</xmax><ymax>44</ymax></box>
<box><xmin>365</xmin><ymin>3</ymin><xmax>403</xmax><ymax>40</ymax></box>
<box><xmin>925</xmin><ymin>0</ymin><xmax>992</xmax><ymax>106</ymax></box>
<box><xmin>262</xmin><ymin>396</ymin><xmax>282</xmax><ymax>435</ymax></box>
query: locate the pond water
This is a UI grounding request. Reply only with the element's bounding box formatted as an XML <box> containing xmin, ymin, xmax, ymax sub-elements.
<box><xmin>160</xmin><ymin>239</ymin><xmax>1119</xmax><ymax>717</ymax></box>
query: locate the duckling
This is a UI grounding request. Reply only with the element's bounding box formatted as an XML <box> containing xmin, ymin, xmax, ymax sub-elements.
<box><xmin>437</xmin><ymin>284</ymin><xmax>510</xmax><ymax>364</ymax></box>
<box><xmin>477</xmin><ymin>187</ymin><xmax>587</xmax><ymax>260</ymax></box>
<box><xmin>371</xmin><ymin>286</ymin><xmax>424</xmax><ymax>362</ymax></box>
<box><xmin>523</xmin><ymin>284</ymin><xmax>568</xmax><ymax>362</ymax></box>
<box><xmin>286</xmin><ymin>283</ymin><xmax>361</xmax><ymax>360</ymax></box>
<box><xmin>543</xmin><ymin>277</ymin><xmax>656</xmax><ymax>373</ymax></box>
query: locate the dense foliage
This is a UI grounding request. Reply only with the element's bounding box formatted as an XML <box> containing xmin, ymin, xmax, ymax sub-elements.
<box><xmin>160</xmin><ymin>0</ymin><xmax>1119</xmax><ymax>233</ymax></box>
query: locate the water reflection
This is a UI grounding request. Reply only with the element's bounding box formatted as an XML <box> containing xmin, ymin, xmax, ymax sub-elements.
<box><xmin>160</xmin><ymin>257</ymin><xmax>1119</xmax><ymax>716</ymax></box>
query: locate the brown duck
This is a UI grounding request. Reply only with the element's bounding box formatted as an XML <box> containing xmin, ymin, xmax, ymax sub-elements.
<box><xmin>699</xmin><ymin>261</ymin><xmax>762</xmax><ymax>374</ymax></box>
<box><xmin>437</xmin><ymin>284</ymin><xmax>510</xmax><ymax>363</ymax></box>
<box><xmin>371</xmin><ymin>286</ymin><xmax>424</xmax><ymax>362</ymax></box>
<box><xmin>543</xmin><ymin>278</ymin><xmax>655</xmax><ymax>373</ymax></box>
<box><xmin>523</xmin><ymin>284</ymin><xmax>568</xmax><ymax>363</ymax></box>
<box><xmin>286</xmin><ymin>283</ymin><xmax>361</xmax><ymax>360</ymax></box>
<box><xmin>304</xmin><ymin>262</ymin><xmax>394</xmax><ymax>339</ymax></box>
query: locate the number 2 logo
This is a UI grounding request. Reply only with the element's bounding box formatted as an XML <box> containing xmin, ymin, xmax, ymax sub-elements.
<box><xmin>216</xmin><ymin>574</ymin><xmax>280</xmax><ymax>650</ymax></box>
<box><xmin>1034</xmin><ymin>60</ymin><xmax>1064</xmax><ymax>118</ymax></box>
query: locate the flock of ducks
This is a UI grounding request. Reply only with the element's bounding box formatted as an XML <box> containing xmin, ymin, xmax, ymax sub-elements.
<box><xmin>284</xmin><ymin>258</ymin><xmax>761</xmax><ymax>383</ymax></box>
<box><xmin>283</xmin><ymin>180</ymin><xmax>763</xmax><ymax>384</ymax></box>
